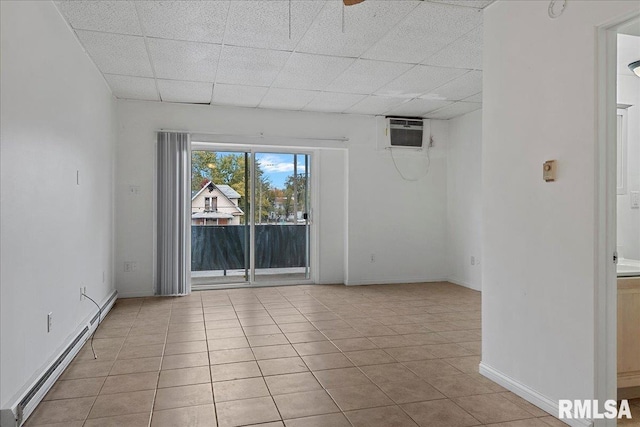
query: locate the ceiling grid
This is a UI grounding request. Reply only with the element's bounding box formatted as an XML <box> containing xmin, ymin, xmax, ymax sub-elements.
<box><xmin>55</xmin><ymin>0</ymin><xmax>490</xmax><ymax>119</ymax></box>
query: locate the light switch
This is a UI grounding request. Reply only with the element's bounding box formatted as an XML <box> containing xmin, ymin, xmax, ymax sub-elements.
<box><xmin>543</xmin><ymin>160</ymin><xmax>557</xmax><ymax>182</ymax></box>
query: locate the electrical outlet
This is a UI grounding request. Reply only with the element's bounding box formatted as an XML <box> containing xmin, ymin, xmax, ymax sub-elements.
<box><xmin>47</xmin><ymin>313</ymin><xmax>53</xmax><ymax>333</ymax></box>
<box><xmin>370</xmin><ymin>254</ymin><xmax>375</xmax><ymax>263</ymax></box>
<box><xmin>80</xmin><ymin>287</ymin><xmax>84</xmax><ymax>301</ymax></box>
<box><xmin>124</xmin><ymin>261</ymin><xmax>137</xmax><ymax>272</ymax></box>
<box><xmin>471</xmin><ymin>256</ymin><xmax>476</xmax><ymax>266</ymax></box>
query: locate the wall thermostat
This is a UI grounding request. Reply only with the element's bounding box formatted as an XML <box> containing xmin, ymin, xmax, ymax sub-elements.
<box><xmin>543</xmin><ymin>160</ymin><xmax>557</xmax><ymax>182</ymax></box>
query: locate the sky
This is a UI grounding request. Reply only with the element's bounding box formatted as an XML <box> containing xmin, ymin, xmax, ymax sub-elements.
<box><xmin>256</xmin><ymin>153</ymin><xmax>307</xmax><ymax>189</ymax></box>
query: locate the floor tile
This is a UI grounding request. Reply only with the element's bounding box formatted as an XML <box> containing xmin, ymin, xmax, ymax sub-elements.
<box><xmin>273</xmin><ymin>389</ymin><xmax>340</xmax><ymax>419</ymax></box>
<box><xmin>208</xmin><ymin>337</ymin><xmax>249</xmax><ymax>350</ymax></box>
<box><xmin>258</xmin><ymin>357</ymin><xmax>309</xmax><ymax>376</ymax></box>
<box><xmin>118</xmin><ymin>344</ymin><xmax>164</xmax><ymax>360</ymax></box>
<box><xmin>327</xmin><ymin>384</ymin><xmax>394</xmax><ymax>411</ymax></box>
<box><xmin>253</xmin><ymin>344</ymin><xmax>298</xmax><ymax>360</ymax></box>
<box><xmin>248</xmin><ymin>334</ymin><xmax>290</xmax><ymax>347</ymax></box>
<box><xmin>213</xmin><ymin>377</ymin><xmax>270</xmax><ymax>402</ymax></box>
<box><xmin>216</xmin><ymin>396</ymin><xmax>281</xmax><ymax>427</ymax></box>
<box><xmin>60</xmin><ymin>361</ymin><xmax>114</xmax><ymax>380</ymax></box>
<box><xmin>84</xmin><ymin>412</ymin><xmax>151</xmax><ymax>427</ymax></box>
<box><xmin>345</xmin><ymin>405</ymin><xmax>419</xmax><ymax>427</ymax></box>
<box><xmin>401</xmin><ymin>399</ymin><xmax>480</xmax><ymax>427</ymax></box>
<box><xmin>158</xmin><ymin>366</ymin><xmax>211</xmax><ymax>388</ymax></box>
<box><xmin>426</xmin><ymin>374</ymin><xmax>495</xmax><ymax>397</ymax></box>
<box><xmin>302</xmin><ymin>353</ymin><xmax>353</xmax><ymax>371</ymax></box>
<box><xmin>209</xmin><ymin>348</ymin><xmax>255</xmax><ymax>365</ymax></box>
<box><xmin>331</xmin><ymin>337</ymin><xmax>378</xmax><ymax>352</ymax></box>
<box><xmin>284</xmin><ymin>331</ymin><xmax>327</xmax><ymax>343</ymax></box>
<box><xmin>284</xmin><ymin>413</ymin><xmax>351</xmax><ymax>427</ymax></box>
<box><xmin>100</xmin><ymin>372</ymin><xmax>159</xmax><ymax>394</ymax></box>
<box><xmin>312</xmin><ymin>367</ymin><xmax>372</xmax><ymax>389</ymax></box>
<box><xmin>206</xmin><ymin>328</ymin><xmax>245</xmax><ymax>339</ymax></box>
<box><xmin>278</xmin><ymin>322</ymin><xmax>317</xmax><ymax>333</ymax></box>
<box><xmin>210</xmin><ymin>361</ymin><xmax>262</xmax><ymax>382</ymax></box>
<box><xmin>89</xmin><ymin>390</ymin><xmax>155</xmax><ymax>419</ymax></box>
<box><xmin>154</xmin><ymin>383</ymin><xmax>214</xmax><ymax>411</ymax></box>
<box><xmin>44</xmin><ymin>377</ymin><xmax>105</xmax><ymax>400</ymax></box>
<box><xmin>162</xmin><ymin>352</ymin><xmax>209</xmax><ymax>370</ymax></box>
<box><xmin>164</xmin><ymin>340</ymin><xmax>208</xmax><ymax>355</ymax></box>
<box><xmin>360</xmin><ymin>363</ymin><xmax>420</xmax><ymax>385</ymax></box>
<box><xmin>293</xmin><ymin>341</ymin><xmax>339</xmax><ymax>356</ymax></box>
<box><xmin>110</xmin><ymin>357</ymin><xmax>161</xmax><ymax>375</ymax></box>
<box><xmin>453</xmin><ymin>393</ymin><xmax>534</xmax><ymax>424</ymax></box>
<box><xmin>344</xmin><ymin>349</ymin><xmax>396</xmax><ymax>366</ymax></box>
<box><xmin>26</xmin><ymin>397</ymin><xmax>95</xmax><ymax>425</ymax></box>
<box><xmin>376</xmin><ymin>378</ymin><xmax>445</xmax><ymax>404</ymax></box>
<box><xmin>265</xmin><ymin>372</ymin><xmax>322</xmax><ymax>395</ymax></box>
<box><xmin>403</xmin><ymin>359</ymin><xmax>463</xmax><ymax>379</ymax></box>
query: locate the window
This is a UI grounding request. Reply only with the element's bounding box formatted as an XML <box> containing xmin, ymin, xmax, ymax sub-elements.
<box><xmin>204</xmin><ymin>196</ymin><xmax>217</xmax><ymax>212</ymax></box>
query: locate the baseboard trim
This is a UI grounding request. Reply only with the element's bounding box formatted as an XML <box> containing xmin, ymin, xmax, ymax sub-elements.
<box><xmin>0</xmin><ymin>290</ymin><xmax>117</xmax><ymax>427</ymax></box>
<box><xmin>345</xmin><ymin>277</ymin><xmax>449</xmax><ymax>286</ymax></box>
<box><xmin>479</xmin><ymin>362</ymin><xmax>593</xmax><ymax>427</ymax></box>
<box><xmin>446</xmin><ymin>277</ymin><xmax>481</xmax><ymax>291</ymax></box>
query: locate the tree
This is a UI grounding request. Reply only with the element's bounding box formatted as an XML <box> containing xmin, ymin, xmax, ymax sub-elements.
<box><xmin>192</xmin><ymin>151</ymin><xmax>273</xmax><ymax>224</ymax></box>
<box><xmin>283</xmin><ymin>174</ymin><xmax>308</xmax><ymax>222</ymax></box>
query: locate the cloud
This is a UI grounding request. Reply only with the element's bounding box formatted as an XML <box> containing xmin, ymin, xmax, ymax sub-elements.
<box><xmin>257</xmin><ymin>155</ymin><xmax>306</xmax><ymax>174</ymax></box>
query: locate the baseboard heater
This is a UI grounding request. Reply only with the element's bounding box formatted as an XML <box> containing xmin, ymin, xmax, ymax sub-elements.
<box><xmin>0</xmin><ymin>290</ymin><xmax>117</xmax><ymax>427</ymax></box>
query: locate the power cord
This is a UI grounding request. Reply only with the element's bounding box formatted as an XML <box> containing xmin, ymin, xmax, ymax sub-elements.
<box><xmin>389</xmin><ymin>137</ymin><xmax>432</xmax><ymax>182</ymax></box>
<box><xmin>82</xmin><ymin>293</ymin><xmax>102</xmax><ymax>359</ymax></box>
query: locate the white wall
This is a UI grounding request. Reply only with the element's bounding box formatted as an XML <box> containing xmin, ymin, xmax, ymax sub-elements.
<box><xmin>617</xmin><ymin>35</ymin><xmax>640</xmax><ymax>262</ymax></box>
<box><xmin>447</xmin><ymin>110</ymin><xmax>483</xmax><ymax>291</ymax></box>
<box><xmin>482</xmin><ymin>0</ymin><xmax>639</xmax><ymax>409</ymax></box>
<box><xmin>114</xmin><ymin>100</ymin><xmax>449</xmax><ymax>296</ymax></box>
<box><xmin>0</xmin><ymin>1</ymin><xmax>116</xmax><ymax>409</ymax></box>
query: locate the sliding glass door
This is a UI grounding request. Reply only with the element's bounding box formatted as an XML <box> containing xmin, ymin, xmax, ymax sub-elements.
<box><xmin>190</xmin><ymin>146</ymin><xmax>312</xmax><ymax>287</ymax></box>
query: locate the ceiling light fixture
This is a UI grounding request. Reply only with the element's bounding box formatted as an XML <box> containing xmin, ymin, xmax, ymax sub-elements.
<box><xmin>629</xmin><ymin>60</ymin><xmax>640</xmax><ymax>77</ymax></box>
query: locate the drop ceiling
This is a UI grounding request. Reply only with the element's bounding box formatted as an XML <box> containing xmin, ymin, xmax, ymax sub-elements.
<box><xmin>55</xmin><ymin>0</ymin><xmax>489</xmax><ymax>119</ymax></box>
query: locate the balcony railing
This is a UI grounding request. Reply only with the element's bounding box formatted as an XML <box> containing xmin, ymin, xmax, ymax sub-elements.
<box><xmin>191</xmin><ymin>224</ymin><xmax>307</xmax><ymax>271</ymax></box>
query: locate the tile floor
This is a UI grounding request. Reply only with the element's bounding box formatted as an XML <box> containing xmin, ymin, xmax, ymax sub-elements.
<box><xmin>25</xmin><ymin>282</ymin><xmax>639</xmax><ymax>426</ymax></box>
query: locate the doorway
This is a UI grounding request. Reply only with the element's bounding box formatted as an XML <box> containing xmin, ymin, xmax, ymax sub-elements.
<box><xmin>595</xmin><ymin>13</ymin><xmax>640</xmax><ymax>414</ymax></box>
<box><xmin>190</xmin><ymin>145</ymin><xmax>313</xmax><ymax>288</ymax></box>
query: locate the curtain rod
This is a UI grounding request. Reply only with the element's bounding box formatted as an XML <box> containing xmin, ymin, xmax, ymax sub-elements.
<box><xmin>158</xmin><ymin>129</ymin><xmax>349</xmax><ymax>143</ymax></box>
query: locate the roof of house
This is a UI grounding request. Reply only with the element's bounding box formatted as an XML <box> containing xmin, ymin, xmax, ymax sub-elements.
<box><xmin>192</xmin><ymin>181</ymin><xmax>244</xmax><ymax>216</ymax></box>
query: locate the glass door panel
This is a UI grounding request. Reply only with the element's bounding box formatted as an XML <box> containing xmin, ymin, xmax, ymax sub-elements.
<box><xmin>254</xmin><ymin>152</ymin><xmax>311</xmax><ymax>282</ymax></box>
<box><xmin>191</xmin><ymin>150</ymin><xmax>250</xmax><ymax>284</ymax></box>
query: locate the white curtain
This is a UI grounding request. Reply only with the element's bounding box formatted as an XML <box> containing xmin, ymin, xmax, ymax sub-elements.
<box><xmin>156</xmin><ymin>132</ymin><xmax>191</xmax><ymax>296</ymax></box>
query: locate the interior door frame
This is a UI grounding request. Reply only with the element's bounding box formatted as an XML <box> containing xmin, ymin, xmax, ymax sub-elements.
<box><xmin>190</xmin><ymin>141</ymin><xmax>319</xmax><ymax>289</ymax></box>
<box><xmin>595</xmin><ymin>13</ymin><xmax>640</xmax><ymax>423</ymax></box>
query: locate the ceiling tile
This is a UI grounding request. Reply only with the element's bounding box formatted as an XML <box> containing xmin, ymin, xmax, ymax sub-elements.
<box><xmin>424</xmin><ymin>101</ymin><xmax>481</xmax><ymax>119</ymax></box>
<box><xmin>212</xmin><ymin>84</ymin><xmax>269</xmax><ymax>108</ymax></box>
<box><xmin>303</xmin><ymin>92</ymin><xmax>366</xmax><ymax>113</ymax></box>
<box><xmin>157</xmin><ymin>79</ymin><xmax>213</xmax><ymax>104</ymax></box>
<box><xmin>429</xmin><ymin>0</ymin><xmax>495</xmax><ymax>9</ymax></box>
<box><xmin>423</xmin><ymin>25</ymin><xmax>482</xmax><ymax>70</ymax></box>
<box><xmin>216</xmin><ymin>46</ymin><xmax>290</xmax><ymax>87</ymax></box>
<box><xmin>55</xmin><ymin>1</ymin><xmax>141</xmax><ymax>35</ymax></box>
<box><xmin>103</xmin><ymin>74</ymin><xmax>159</xmax><ymax>101</ymax></box>
<box><xmin>136</xmin><ymin>1</ymin><xmax>229</xmax><ymax>44</ymax></box>
<box><xmin>463</xmin><ymin>92</ymin><xmax>482</xmax><ymax>102</ymax></box>
<box><xmin>75</xmin><ymin>31</ymin><xmax>153</xmax><ymax>77</ymax></box>
<box><xmin>296</xmin><ymin>1</ymin><xmax>419</xmax><ymax>58</ymax></box>
<box><xmin>375</xmin><ymin>65</ymin><xmax>467</xmax><ymax>99</ymax></box>
<box><xmin>385</xmin><ymin>98</ymin><xmax>452</xmax><ymax>116</ymax></box>
<box><xmin>272</xmin><ymin>53</ymin><xmax>354</xmax><ymax>91</ymax></box>
<box><xmin>363</xmin><ymin>2</ymin><xmax>482</xmax><ymax>63</ymax></box>
<box><xmin>259</xmin><ymin>88</ymin><xmax>319</xmax><ymax>111</ymax></box>
<box><xmin>421</xmin><ymin>70</ymin><xmax>482</xmax><ymax>101</ymax></box>
<box><xmin>325</xmin><ymin>59</ymin><xmax>414</xmax><ymax>95</ymax></box>
<box><xmin>224</xmin><ymin>1</ymin><xmax>324</xmax><ymax>51</ymax></box>
<box><xmin>147</xmin><ymin>38</ymin><xmax>220</xmax><ymax>82</ymax></box>
<box><xmin>345</xmin><ymin>95</ymin><xmax>408</xmax><ymax>115</ymax></box>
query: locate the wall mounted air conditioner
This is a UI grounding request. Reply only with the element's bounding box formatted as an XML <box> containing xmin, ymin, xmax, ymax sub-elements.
<box><xmin>385</xmin><ymin>117</ymin><xmax>425</xmax><ymax>149</ymax></box>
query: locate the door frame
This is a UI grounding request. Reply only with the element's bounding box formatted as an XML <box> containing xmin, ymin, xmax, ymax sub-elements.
<box><xmin>594</xmin><ymin>12</ymin><xmax>640</xmax><ymax>421</ymax></box>
<box><xmin>190</xmin><ymin>141</ymin><xmax>319</xmax><ymax>289</ymax></box>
